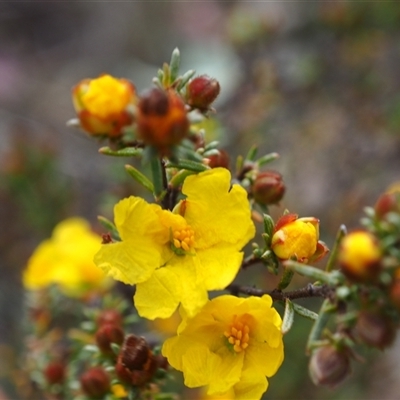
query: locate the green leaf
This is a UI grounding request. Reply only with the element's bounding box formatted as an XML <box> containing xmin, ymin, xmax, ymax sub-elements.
<box><xmin>245</xmin><ymin>145</ymin><xmax>258</xmax><ymax>161</ymax></box>
<box><xmin>263</xmin><ymin>214</ymin><xmax>275</xmax><ymax>239</ymax></box>
<box><xmin>325</xmin><ymin>224</ymin><xmax>347</xmax><ymax>272</ymax></box>
<box><xmin>256</xmin><ymin>152</ymin><xmax>279</xmax><ymax>166</ymax></box>
<box><xmin>177</xmin><ymin>69</ymin><xmax>196</xmax><ymax>91</ymax></box>
<box><xmin>166</xmin><ymin>159</ymin><xmax>209</xmax><ymax>172</ymax></box>
<box><xmin>125</xmin><ymin>164</ymin><xmax>154</xmax><ymax>193</ymax></box>
<box><xmin>99</xmin><ymin>146</ymin><xmax>143</xmax><ymax>157</ymax></box>
<box><xmin>169</xmin><ymin>47</ymin><xmax>180</xmax><ymax>83</ymax></box>
<box><xmin>97</xmin><ymin>216</ymin><xmax>120</xmax><ymax>241</ymax></box>
<box><xmin>292</xmin><ymin>303</ymin><xmax>318</xmax><ymax>321</ymax></box>
<box><xmin>150</xmin><ymin>157</ymin><xmax>165</xmax><ymax>198</ymax></box>
<box><xmin>169</xmin><ymin>169</ymin><xmax>197</xmax><ymax>188</ymax></box>
<box><xmin>277</xmin><ymin>268</ymin><xmax>294</xmax><ymax>290</ymax></box>
<box><xmin>282</xmin><ymin>299</ymin><xmax>295</xmax><ymax>334</ymax></box>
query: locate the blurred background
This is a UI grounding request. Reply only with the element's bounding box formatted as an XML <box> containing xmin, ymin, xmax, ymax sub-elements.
<box><xmin>1</xmin><ymin>1</ymin><xmax>400</xmax><ymax>399</ymax></box>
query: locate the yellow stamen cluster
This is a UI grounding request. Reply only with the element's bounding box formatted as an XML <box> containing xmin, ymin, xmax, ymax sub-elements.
<box><xmin>224</xmin><ymin>319</ymin><xmax>250</xmax><ymax>353</ymax></box>
<box><xmin>172</xmin><ymin>227</ymin><xmax>195</xmax><ymax>252</ymax></box>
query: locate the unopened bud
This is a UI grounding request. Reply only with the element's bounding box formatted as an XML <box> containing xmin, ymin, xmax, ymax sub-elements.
<box><xmin>309</xmin><ymin>345</ymin><xmax>351</xmax><ymax>387</ymax></box>
<box><xmin>96</xmin><ymin>309</ymin><xmax>123</xmax><ymax>328</ymax></box>
<box><xmin>338</xmin><ymin>230</ymin><xmax>382</xmax><ymax>282</ymax></box>
<box><xmin>95</xmin><ymin>324</ymin><xmax>124</xmax><ymax>355</ymax></box>
<box><xmin>354</xmin><ymin>311</ymin><xmax>396</xmax><ymax>350</ymax></box>
<box><xmin>136</xmin><ymin>88</ymin><xmax>189</xmax><ymax>153</ymax></box>
<box><xmin>207</xmin><ymin>150</ymin><xmax>230</xmax><ymax>169</ymax></box>
<box><xmin>374</xmin><ymin>192</ymin><xmax>400</xmax><ymax>220</ymax></box>
<box><xmin>390</xmin><ymin>269</ymin><xmax>400</xmax><ymax>309</ymax></box>
<box><xmin>80</xmin><ymin>367</ymin><xmax>110</xmax><ymax>399</ymax></box>
<box><xmin>186</xmin><ymin>75</ymin><xmax>220</xmax><ymax>110</ymax></box>
<box><xmin>44</xmin><ymin>361</ymin><xmax>66</xmax><ymax>385</ymax></box>
<box><xmin>252</xmin><ymin>170</ymin><xmax>285</xmax><ymax>205</ymax></box>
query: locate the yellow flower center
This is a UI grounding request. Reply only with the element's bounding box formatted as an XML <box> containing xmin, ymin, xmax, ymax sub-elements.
<box><xmin>172</xmin><ymin>226</ymin><xmax>195</xmax><ymax>253</ymax></box>
<box><xmin>82</xmin><ymin>75</ymin><xmax>131</xmax><ymax>119</ymax></box>
<box><xmin>224</xmin><ymin>318</ymin><xmax>250</xmax><ymax>353</ymax></box>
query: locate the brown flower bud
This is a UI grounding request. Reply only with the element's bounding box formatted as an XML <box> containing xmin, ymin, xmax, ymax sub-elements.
<box><xmin>44</xmin><ymin>361</ymin><xmax>66</xmax><ymax>385</ymax></box>
<box><xmin>390</xmin><ymin>269</ymin><xmax>400</xmax><ymax>309</ymax></box>
<box><xmin>186</xmin><ymin>75</ymin><xmax>220</xmax><ymax>110</ymax></box>
<box><xmin>252</xmin><ymin>171</ymin><xmax>285</xmax><ymax>205</ymax></box>
<box><xmin>96</xmin><ymin>309</ymin><xmax>123</xmax><ymax>328</ymax></box>
<box><xmin>95</xmin><ymin>324</ymin><xmax>124</xmax><ymax>355</ymax></box>
<box><xmin>136</xmin><ymin>88</ymin><xmax>189</xmax><ymax>153</ymax></box>
<box><xmin>309</xmin><ymin>345</ymin><xmax>351</xmax><ymax>387</ymax></box>
<box><xmin>207</xmin><ymin>150</ymin><xmax>230</xmax><ymax>169</ymax></box>
<box><xmin>354</xmin><ymin>311</ymin><xmax>396</xmax><ymax>350</ymax></box>
<box><xmin>115</xmin><ymin>334</ymin><xmax>158</xmax><ymax>387</ymax></box>
<box><xmin>80</xmin><ymin>367</ymin><xmax>110</xmax><ymax>399</ymax></box>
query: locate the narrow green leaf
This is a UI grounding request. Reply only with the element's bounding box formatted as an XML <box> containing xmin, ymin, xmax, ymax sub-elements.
<box><xmin>292</xmin><ymin>303</ymin><xmax>318</xmax><ymax>321</ymax></box>
<box><xmin>169</xmin><ymin>47</ymin><xmax>180</xmax><ymax>83</ymax></box>
<box><xmin>177</xmin><ymin>69</ymin><xmax>196</xmax><ymax>90</ymax></box>
<box><xmin>325</xmin><ymin>224</ymin><xmax>347</xmax><ymax>272</ymax></box>
<box><xmin>245</xmin><ymin>145</ymin><xmax>258</xmax><ymax>161</ymax></box>
<box><xmin>236</xmin><ymin>155</ymin><xmax>244</xmax><ymax>176</ymax></box>
<box><xmin>166</xmin><ymin>159</ymin><xmax>209</xmax><ymax>172</ymax></box>
<box><xmin>99</xmin><ymin>146</ymin><xmax>143</xmax><ymax>157</ymax></box>
<box><xmin>97</xmin><ymin>216</ymin><xmax>120</xmax><ymax>240</ymax></box>
<box><xmin>150</xmin><ymin>158</ymin><xmax>164</xmax><ymax>197</ymax></box>
<box><xmin>282</xmin><ymin>298</ymin><xmax>295</xmax><ymax>334</ymax></box>
<box><xmin>263</xmin><ymin>214</ymin><xmax>274</xmax><ymax>239</ymax></box>
<box><xmin>256</xmin><ymin>152</ymin><xmax>280</xmax><ymax>166</ymax></box>
<box><xmin>169</xmin><ymin>169</ymin><xmax>197</xmax><ymax>188</ymax></box>
<box><xmin>277</xmin><ymin>268</ymin><xmax>294</xmax><ymax>290</ymax></box>
<box><xmin>125</xmin><ymin>164</ymin><xmax>154</xmax><ymax>193</ymax></box>
<box><xmin>204</xmin><ymin>140</ymin><xmax>220</xmax><ymax>151</ymax></box>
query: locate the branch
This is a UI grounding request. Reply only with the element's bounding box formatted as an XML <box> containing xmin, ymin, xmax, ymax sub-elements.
<box><xmin>226</xmin><ymin>283</ymin><xmax>334</xmax><ymax>301</ymax></box>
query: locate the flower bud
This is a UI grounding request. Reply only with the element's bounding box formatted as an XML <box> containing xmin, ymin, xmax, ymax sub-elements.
<box><xmin>72</xmin><ymin>74</ymin><xmax>135</xmax><ymax>138</ymax></box>
<box><xmin>374</xmin><ymin>192</ymin><xmax>400</xmax><ymax>219</ymax></box>
<box><xmin>80</xmin><ymin>367</ymin><xmax>110</xmax><ymax>399</ymax></box>
<box><xmin>186</xmin><ymin>75</ymin><xmax>220</xmax><ymax>111</ymax></box>
<box><xmin>251</xmin><ymin>170</ymin><xmax>285</xmax><ymax>205</ymax></box>
<box><xmin>338</xmin><ymin>230</ymin><xmax>382</xmax><ymax>282</ymax></box>
<box><xmin>207</xmin><ymin>150</ymin><xmax>230</xmax><ymax>169</ymax></box>
<box><xmin>96</xmin><ymin>309</ymin><xmax>123</xmax><ymax>328</ymax></box>
<box><xmin>95</xmin><ymin>324</ymin><xmax>124</xmax><ymax>355</ymax></box>
<box><xmin>136</xmin><ymin>88</ymin><xmax>189</xmax><ymax>153</ymax></box>
<box><xmin>271</xmin><ymin>214</ymin><xmax>328</xmax><ymax>263</ymax></box>
<box><xmin>309</xmin><ymin>345</ymin><xmax>351</xmax><ymax>387</ymax></box>
<box><xmin>390</xmin><ymin>268</ymin><xmax>400</xmax><ymax>309</ymax></box>
<box><xmin>44</xmin><ymin>361</ymin><xmax>66</xmax><ymax>385</ymax></box>
<box><xmin>353</xmin><ymin>311</ymin><xmax>396</xmax><ymax>350</ymax></box>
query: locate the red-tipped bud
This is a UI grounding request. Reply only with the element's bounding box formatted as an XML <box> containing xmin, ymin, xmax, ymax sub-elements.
<box><xmin>96</xmin><ymin>309</ymin><xmax>123</xmax><ymax>328</ymax></box>
<box><xmin>44</xmin><ymin>361</ymin><xmax>66</xmax><ymax>385</ymax></box>
<box><xmin>136</xmin><ymin>88</ymin><xmax>189</xmax><ymax>153</ymax></box>
<box><xmin>252</xmin><ymin>170</ymin><xmax>285</xmax><ymax>205</ymax></box>
<box><xmin>354</xmin><ymin>311</ymin><xmax>396</xmax><ymax>350</ymax></box>
<box><xmin>207</xmin><ymin>150</ymin><xmax>230</xmax><ymax>169</ymax></box>
<box><xmin>186</xmin><ymin>75</ymin><xmax>220</xmax><ymax>111</ymax></box>
<box><xmin>338</xmin><ymin>230</ymin><xmax>382</xmax><ymax>282</ymax></box>
<box><xmin>390</xmin><ymin>268</ymin><xmax>400</xmax><ymax>309</ymax></box>
<box><xmin>374</xmin><ymin>192</ymin><xmax>400</xmax><ymax>219</ymax></box>
<box><xmin>95</xmin><ymin>324</ymin><xmax>124</xmax><ymax>355</ymax></box>
<box><xmin>80</xmin><ymin>367</ymin><xmax>110</xmax><ymax>399</ymax></box>
<box><xmin>309</xmin><ymin>345</ymin><xmax>351</xmax><ymax>387</ymax></box>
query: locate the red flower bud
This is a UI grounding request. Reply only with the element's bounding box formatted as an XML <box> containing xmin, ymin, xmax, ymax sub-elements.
<box><xmin>374</xmin><ymin>192</ymin><xmax>400</xmax><ymax>219</ymax></box>
<box><xmin>95</xmin><ymin>324</ymin><xmax>124</xmax><ymax>355</ymax></box>
<box><xmin>136</xmin><ymin>88</ymin><xmax>189</xmax><ymax>153</ymax></box>
<box><xmin>309</xmin><ymin>345</ymin><xmax>351</xmax><ymax>387</ymax></box>
<box><xmin>251</xmin><ymin>170</ymin><xmax>285</xmax><ymax>205</ymax></box>
<box><xmin>207</xmin><ymin>150</ymin><xmax>230</xmax><ymax>169</ymax></box>
<box><xmin>96</xmin><ymin>309</ymin><xmax>123</xmax><ymax>328</ymax></box>
<box><xmin>44</xmin><ymin>361</ymin><xmax>66</xmax><ymax>385</ymax></box>
<box><xmin>186</xmin><ymin>75</ymin><xmax>220</xmax><ymax>111</ymax></box>
<box><xmin>80</xmin><ymin>367</ymin><xmax>110</xmax><ymax>399</ymax></box>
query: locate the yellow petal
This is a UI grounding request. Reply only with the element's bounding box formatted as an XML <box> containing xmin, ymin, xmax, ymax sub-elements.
<box><xmin>233</xmin><ymin>368</ymin><xmax>268</xmax><ymax>400</ymax></box>
<box><xmin>181</xmin><ymin>168</ymin><xmax>255</xmax><ymax>250</ymax></box>
<box><xmin>196</xmin><ymin>244</ymin><xmax>244</xmax><ymax>289</ymax></box>
<box><xmin>134</xmin><ymin>267</ymin><xmax>182</xmax><ymax>319</ymax></box>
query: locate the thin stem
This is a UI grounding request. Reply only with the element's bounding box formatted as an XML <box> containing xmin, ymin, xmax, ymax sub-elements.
<box><xmin>226</xmin><ymin>283</ymin><xmax>334</xmax><ymax>301</ymax></box>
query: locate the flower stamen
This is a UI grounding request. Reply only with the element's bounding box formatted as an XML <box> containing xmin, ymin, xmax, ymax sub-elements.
<box><xmin>224</xmin><ymin>317</ymin><xmax>250</xmax><ymax>353</ymax></box>
<box><xmin>171</xmin><ymin>227</ymin><xmax>195</xmax><ymax>255</ymax></box>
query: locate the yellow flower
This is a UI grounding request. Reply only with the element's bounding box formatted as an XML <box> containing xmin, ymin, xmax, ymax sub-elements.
<box><xmin>72</xmin><ymin>74</ymin><xmax>135</xmax><ymax>138</ymax></box>
<box><xmin>162</xmin><ymin>295</ymin><xmax>284</xmax><ymax>400</ymax></box>
<box><xmin>338</xmin><ymin>230</ymin><xmax>382</xmax><ymax>281</ymax></box>
<box><xmin>24</xmin><ymin>218</ymin><xmax>110</xmax><ymax>297</ymax></box>
<box><xmin>271</xmin><ymin>213</ymin><xmax>328</xmax><ymax>263</ymax></box>
<box><xmin>95</xmin><ymin>168</ymin><xmax>255</xmax><ymax>319</ymax></box>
